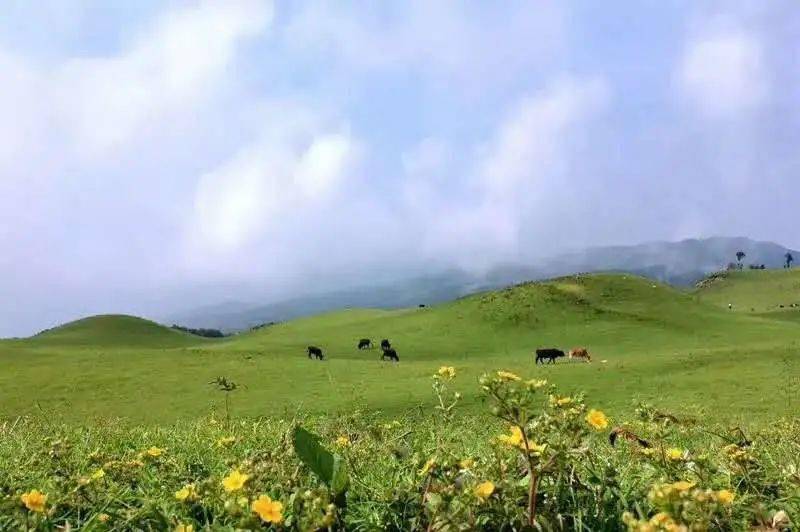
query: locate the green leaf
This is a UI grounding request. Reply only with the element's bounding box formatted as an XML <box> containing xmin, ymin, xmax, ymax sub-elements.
<box><xmin>292</xmin><ymin>426</ymin><xmax>349</xmax><ymax>498</ymax></box>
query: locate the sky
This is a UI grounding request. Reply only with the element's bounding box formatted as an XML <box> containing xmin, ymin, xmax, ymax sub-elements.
<box><xmin>1</xmin><ymin>1</ymin><xmax>799</xmax><ymax>336</ymax></box>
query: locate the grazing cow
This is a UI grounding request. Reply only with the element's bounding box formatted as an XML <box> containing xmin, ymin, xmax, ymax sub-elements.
<box><xmin>358</xmin><ymin>338</ymin><xmax>372</xmax><ymax>350</ymax></box>
<box><xmin>381</xmin><ymin>348</ymin><xmax>399</xmax><ymax>362</ymax></box>
<box><xmin>307</xmin><ymin>345</ymin><xmax>324</xmax><ymax>360</ymax></box>
<box><xmin>568</xmin><ymin>347</ymin><xmax>591</xmax><ymax>362</ymax></box>
<box><xmin>380</xmin><ymin>339</ymin><xmax>391</xmax><ymax>350</ymax></box>
<box><xmin>536</xmin><ymin>348</ymin><xmax>565</xmax><ymax>364</ymax></box>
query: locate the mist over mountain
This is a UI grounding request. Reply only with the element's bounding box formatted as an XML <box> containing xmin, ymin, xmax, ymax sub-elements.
<box><xmin>169</xmin><ymin>236</ymin><xmax>798</xmax><ymax>331</ymax></box>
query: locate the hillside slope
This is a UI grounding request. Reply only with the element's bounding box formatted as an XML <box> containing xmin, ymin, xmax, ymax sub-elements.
<box><xmin>1</xmin><ymin>274</ymin><xmax>798</xmax><ymax>423</ymax></box>
<box><xmin>695</xmin><ymin>269</ymin><xmax>800</xmax><ymax>313</ymax></box>
<box><xmin>169</xmin><ymin>236</ymin><xmax>799</xmax><ymax>331</ymax></box>
<box><xmin>224</xmin><ymin>273</ymin><xmax>777</xmax><ymax>356</ymax></box>
<box><xmin>26</xmin><ymin>315</ymin><xmax>207</xmax><ymax>348</ymax></box>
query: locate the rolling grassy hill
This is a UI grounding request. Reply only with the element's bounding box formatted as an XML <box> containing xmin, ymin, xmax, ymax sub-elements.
<box><xmin>1</xmin><ymin>272</ymin><xmax>798</xmax><ymax>424</ymax></box>
<box><xmin>696</xmin><ymin>268</ymin><xmax>800</xmax><ymax>312</ymax></box>
<box><xmin>27</xmin><ymin>314</ymin><xmax>208</xmax><ymax>348</ymax></box>
<box><xmin>168</xmin><ymin>236</ymin><xmax>800</xmax><ymax>332</ymax></box>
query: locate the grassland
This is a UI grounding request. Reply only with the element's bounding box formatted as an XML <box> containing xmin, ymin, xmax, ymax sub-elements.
<box><xmin>1</xmin><ymin>271</ymin><xmax>798</xmax><ymax>425</ymax></box>
<box><xmin>1</xmin><ymin>270</ymin><xmax>799</xmax><ymax>529</ymax></box>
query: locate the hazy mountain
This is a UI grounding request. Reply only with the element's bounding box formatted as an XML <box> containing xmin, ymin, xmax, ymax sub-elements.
<box><xmin>168</xmin><ymin>270</ymin><xmax>484</xmax><ymax>331</ymax></box>
<box><xmin>168</xmin><ymin>237</ymin><xmax>798</xmax><ymax>331</ymax></box>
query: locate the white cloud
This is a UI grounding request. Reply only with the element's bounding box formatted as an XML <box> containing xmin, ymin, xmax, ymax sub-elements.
<box><xmin>55</xmin><ymin>0</ymin><xmax>272</xmax><ymax>157</ymax></box>
<box><xmin>402</xmin><ymin>137</ymin><xmax>452</xmax><ymax>180</ymax></box>
<box><xmin>295</xmin><ymin>133</ymin><xmax>358</xmax><ymax>198</ymax></box>
<box><xmin>188</xmin><ymin>123</ymin><xmax>360</xmax><ymax>254</ymax></box>
<box><xmin>401</xmin><ymin>76</ymin><xmax>610</xmax><ymax>267</ymax></box>
<box><xmin>678</xmin><ymin>29</ymin><xmax>767</xmax><ymax>117</ymax></box>
<box><xmin>0</xmin><ymin>51</ymin><xmax>45</xmax><ymax>174</ymax></box>
<box><xmin>0</xmin><ymin>1</ymin><xmax>271</xmax><ymax>167</ymax></box>
<box><xmin>284</xmin><ymin>1</ymin><xmax>565</xmax><ymax>92</ymax></box>
<box><xmin>477</xmin><ymin>78</ymin><xmax>609</xmax><ymax>202</ymax></box>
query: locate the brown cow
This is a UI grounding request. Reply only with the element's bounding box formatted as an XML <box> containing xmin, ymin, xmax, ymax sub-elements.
<box><xmin>569</xmin><ymin>347</ymin><xmax>591</xmax><ymax>362</ymax></box>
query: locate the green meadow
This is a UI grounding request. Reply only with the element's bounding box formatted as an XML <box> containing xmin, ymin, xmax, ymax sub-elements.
<box><xmin>1</xmin><ymin>270</ymin><xmax>798</xmax><ymax>425</ymax></box>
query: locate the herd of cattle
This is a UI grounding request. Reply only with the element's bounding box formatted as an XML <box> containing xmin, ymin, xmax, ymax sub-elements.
<box><xmin>307</xmin><ymin>338</ymin><xmax>399</xmax><ymax>362</ymax></box>
<box><xmin>307</xmin><ymin>341</ymin><xmax>592</xmax><ymax>365</ymax></box>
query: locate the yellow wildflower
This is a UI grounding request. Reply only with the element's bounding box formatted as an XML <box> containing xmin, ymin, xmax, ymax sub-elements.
<box><xmin>175</xmin><ymin>524</ymin><xmax>194</xmax><ymax>532</ymax></box>
<box><xmin>20</xmin><ymin>490</ymin><xmax>47</xmax><ymax>513</ymax></box>
<box><xmin>98</xmin><ymin>513</ymin><xmax>110</xmax><ymax>523</ymax></box>
<box><xmin>715</xmin><ymin>489</ymin><xmax>735</xmax><ymax>505</ymax></box>
<box><xmin>459</xmin><ymin>458</ymin><xmax>474</xmax><ymax>470</ymax></box>
<box><xmin>216</xmin><ymin>436</ymin><xmax>236</xmax><ymax>448</ymax></box>
<box><xmin>335</xmin><ymin>435</ymin><xmax>351</xmax><ymax>447</ymax></box>
<box><xmin>651</xmin><ymin>512</ymin><xmax>671</xmax><ymax>524</ymax></box>
<box><xmin>549</xmin><ymin>395</ymin><xmax>573</xmax><ymax>407</ymax></box>
<box><xmin>585</xmin><ymin>409</ymin><xmax>609</xmax><ymax>430</ymax></box>
<box><xmin>222</xmin><ymin>470</ymin><xmax>250</xmax><ymax>492</ymax></box>
<box><xmin>496</xmin><ymin>426</ymin><xmax>546</xmax><ymax>454</ymax></box>
<box><xmin>496</xmin><ymin>370</ymin><xmax>521</xmax><ymax>381</ymax></box>
<box><xmin>91</xmin><ymin>468</ymin><xmax>106</xmax><ymax>481</ymax></box>
<box><xmin>420</xmin><ymin>457</ymin><xmax>437</xmax><ymax>475</ymax></box>
<box><xmin>526</xmin><ymin>378</ymin><xmax>547</xmax><ymax>389</ymax></box>
<box><xmin>437</xmin><ymin>366</ymin><xmax>456</xmax><ymax>379</ymax></box>
<box><xmin>672</xmin><ymin>480</ymin><xmax>695</xmax><ymax>492</ymax></box>
<box><xmin>497</xmin><ymin>425</ymin><xmax>525</xmax><ymax>448</ymax></box>
<box><xmin>666</xmin><ymin>448</ymin><xmax>684</xmax><ymax>461</ymax></box>
<box><xmin>175</xmin><ymin>484</ymin><xmax>198</xmax><ymax>502</ymax></box>
<box><xmin>528</xmin><ymin>441</ymin><xmax>547</xmax><ymax>455</ymax></box>
<box><xmin>252</xmin><ymin>494</ymin><xmax>283</xmax><ymax>524</ymax></box>
<box><xmin>145</xmin><ymin>447</ymin><xmax>164</xmax><ymax>458</ymax></box>
<box><xmin>649</xmin><ymin>512</ymin><xmax>677</xmax><ymax>528</ymax></box>
<box><xmin>474</xmin><ymin>481</ymin><xmax>495</xmax><ymax>501</ymax></box>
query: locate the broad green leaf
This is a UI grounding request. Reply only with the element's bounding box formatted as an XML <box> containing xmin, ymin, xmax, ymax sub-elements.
<box><xmin>293</xmin><ymin>426</ymin><xmax>349</xmax><ymax>497</ymax></box>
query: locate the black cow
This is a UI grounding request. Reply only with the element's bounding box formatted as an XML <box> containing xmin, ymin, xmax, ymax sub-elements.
<box><xmin>536</xmin><ymin>348</ymin><xmax>565</xmax><ymax>364</ymax></box>
<box><xmin>358</xmin><ymin>338</ymin><xmax>372</xmax><ymax>349</ymax></box>
<box><xmin>381</xmin><ymin>348</ymin><xmax>399</xmax><ymax>362</ymax></box>
<box><xmin>380</xmin><ymin>339</ymin><xmax>391</xmax><ymax>350</ymax></box>
<box><xmin>307</xmin><ymin>345</ymin><xmax>324</xmax><ymax>360</ymax></box>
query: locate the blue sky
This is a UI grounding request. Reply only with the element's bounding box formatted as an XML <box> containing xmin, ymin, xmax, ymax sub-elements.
<box><xmin>1</xmin><ymin>1</ymin><xmax>798</xmax><ymax>336</ymax></box>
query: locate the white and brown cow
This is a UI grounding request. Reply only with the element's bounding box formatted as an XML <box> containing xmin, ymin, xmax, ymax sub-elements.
<box><xmin>568</xmin><ymin>347</ymin><xmax>591</xmax><ymax>362</ymax></box>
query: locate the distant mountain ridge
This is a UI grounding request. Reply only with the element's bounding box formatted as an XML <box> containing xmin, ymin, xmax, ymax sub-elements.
<box><xmin>167</xmin><ymin>236</ymin><xmax>798</xmax><ymax>331</ymax></box>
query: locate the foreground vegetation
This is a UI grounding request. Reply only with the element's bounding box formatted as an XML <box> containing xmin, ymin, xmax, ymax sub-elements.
<box><xmin>1</xmin><ymin>369</ymin><xmax>796</xmax><ymax>530</ymax></box>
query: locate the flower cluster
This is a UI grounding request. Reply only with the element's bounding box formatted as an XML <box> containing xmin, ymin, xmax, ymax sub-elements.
<box><xmin>1</xmin><ymin>373</ymin><xmax>795</xmax><ymax>530</ymax></box>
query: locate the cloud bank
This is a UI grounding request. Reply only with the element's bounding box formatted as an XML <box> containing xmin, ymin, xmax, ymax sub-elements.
<box><xmin>1</xmin><ymin>1</ymin><xmax>798</xmax><ymax>336</ymax></box>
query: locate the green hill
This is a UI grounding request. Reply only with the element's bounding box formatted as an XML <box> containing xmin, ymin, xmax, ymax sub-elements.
<box><xmin>0</xmin><ymin>274</ymin><xmax>798</xmax><ymax>424</ymax></box>
<box><xmin>695</xmin><ymin>268</ymin><xmax>800</xmax><ymax>313</ymax></box>
<box><xmin>168</xmin><ymin>237</ymin><xmax>800</xmax><ymax>331</ymax></box>
<box><xmin>27</xmin><ymin>314</ymin><xmax>207</xmax><ymax>348</ymax></box>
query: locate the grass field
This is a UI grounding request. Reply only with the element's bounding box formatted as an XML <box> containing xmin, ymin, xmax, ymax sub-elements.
<box><xmin>1</xmin><ymin>271</ymin><xmax>799</xmax><ymax>425</ymax></box>
<box><xmin>1</xmin><ymin>270</ymin><xmax>799</xmax><ymax>529</ymax></box>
